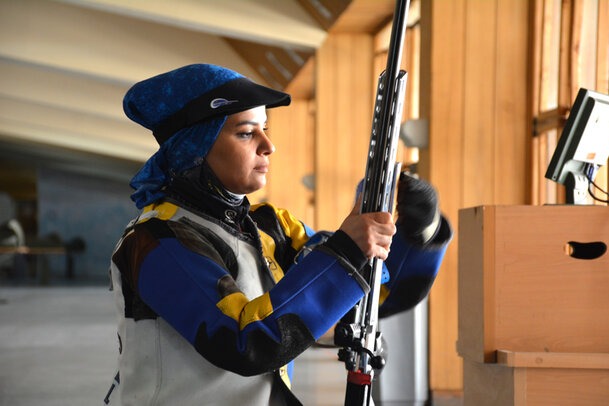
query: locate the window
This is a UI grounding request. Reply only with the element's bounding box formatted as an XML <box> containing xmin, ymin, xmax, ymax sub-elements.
<box><xmin>531</xmin><ymin>0</ymin><xmax>609</xmax><ymax>205</ymax></box>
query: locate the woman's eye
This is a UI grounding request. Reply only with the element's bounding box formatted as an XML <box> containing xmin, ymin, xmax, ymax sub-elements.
<box><xmin>237</xmin><ymin>132</ymin><xmax>254</xmax><ymax>139</ymax></box>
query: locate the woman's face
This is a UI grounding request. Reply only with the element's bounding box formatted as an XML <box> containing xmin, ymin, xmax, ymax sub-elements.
<box><xmin>206</xmin><ymin>106</ymin><xmax>275</xmax><ymax>195</ymax></box>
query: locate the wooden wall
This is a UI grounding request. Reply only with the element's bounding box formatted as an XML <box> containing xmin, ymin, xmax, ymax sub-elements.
<box><xmin>314</xmin><ymin>33</ymin><xmax>376</xmax><ymax>230</ymax></box>
<box><xmin>266</xmin><ymin>33</ymin><xmax>375</xmax><ymax>232</ymax></box>
<box><xmin>265</xmin><ymin>0</ymin><xmax>533</xmax><ymax>393</ymax></box>
<box><xmin>264</xmin><ymin>100</ymin><xmax>316</xmax><ymax>226</ymax></box>
<box><xmin>423</xmin><ymin>0</ymin><xmax>531</xmax><ymax>390</ymax></box>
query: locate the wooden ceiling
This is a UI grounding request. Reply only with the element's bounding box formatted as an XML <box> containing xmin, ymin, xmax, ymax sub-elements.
<box><xmin>0</xmin><ymin>0</ymin><xmax>399</xmax><ymax>200</ymax></box>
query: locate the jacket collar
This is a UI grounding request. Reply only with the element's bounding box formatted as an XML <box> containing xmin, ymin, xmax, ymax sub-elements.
<box><xmin>165</xmin><ymin>163</ymin><xmax>251</xmax><ymax>230</ymax></box>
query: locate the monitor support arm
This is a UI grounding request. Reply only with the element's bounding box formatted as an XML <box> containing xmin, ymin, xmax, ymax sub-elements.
<box><xmin>565</xmin><ymin>163</ymin><xmax>600</xmax><ymax>205</ymax></box>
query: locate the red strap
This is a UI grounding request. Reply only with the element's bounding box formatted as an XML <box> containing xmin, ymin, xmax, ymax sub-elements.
<box><xmin>347</xmin><ymin>370</ymin><xmax>372</xmax><ymax>386</ymax></box>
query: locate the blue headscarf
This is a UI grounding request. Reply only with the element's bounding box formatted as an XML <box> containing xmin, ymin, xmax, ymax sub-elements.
<box><xmin>128</xmin><ymin>117</ymin><xmax>227</xmax><ymax>209</ymax></box>
<box><xmin>123</xmin><ymin>64</ymin><xmax>290</xmax><ymax>209</ymax></box>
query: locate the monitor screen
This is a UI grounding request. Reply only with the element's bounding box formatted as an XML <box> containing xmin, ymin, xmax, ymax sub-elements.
<box><xmin>545</xmin><ymin>88</ymin><xmax>609</xmax><ymax>204</ymax></box>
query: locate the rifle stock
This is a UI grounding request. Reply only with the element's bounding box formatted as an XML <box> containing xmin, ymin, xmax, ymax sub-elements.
<box><xmin>337</xmin><ymin>1</ymin><xmax>410</xmax><ymax>405</ymax></box>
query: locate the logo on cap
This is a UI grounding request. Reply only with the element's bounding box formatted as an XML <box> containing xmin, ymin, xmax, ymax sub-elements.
<box><xmin>211</xmin><ymin>98</ymin><xmax>239</xmax><ymax>109</ymax></box>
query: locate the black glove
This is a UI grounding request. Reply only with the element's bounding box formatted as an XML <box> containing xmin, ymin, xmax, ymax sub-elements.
<box><xmin>396</xmin><ymin>171</ymin><xmax>440</xmax><ymax>245</ymax></box>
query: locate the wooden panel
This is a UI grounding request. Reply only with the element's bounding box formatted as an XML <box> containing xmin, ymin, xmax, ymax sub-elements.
<box><xmin>462</xmin><ymin>0</ymin><xmax>497</xmax><ymax>207</ymax></box>
<box><xmin>457</xmin><ymin>206</ymin><xmax>493</xmax><ymax>363</ymax></box>
<box><xmin>266</xmin><ymin>100</ymin><xmax>315</xmax><ymax>227</ymax></box>
<box><xmin>522</xmin><ymin>367</ymin><xmax>609</xmax><ymax>405</ymax></box>
<box><xmin>463</xmin><ymin>359</ymin><xmax>516</xmax><ymax>406</ymax></box>
<box><xmin>574</xmin><ymin>0</ymin><xmax>599</xmax><ymax>91</ymax></box>
<box><xmin>598</xmin><ymin>0</ymin><xmax>609</xmax><ymax>92</ymax></box>
<box><xmin>227</xmin><ymin>39</ymin><xmax>314</xmax><ymax>90</ymax></box>
<box><xmin>464</xmin><ymin>354</ymin><xmax>609</xmax><ymax>406</ymax></box>
<box><xmin>331</xmin><ymin>0</ymin><xmax>395</xmax><ymax>33</ymax></box>
<box><xmin>492</xmin><ymin>206</ymin><xmax>609</xmax><ymax>354</ymax></box>
<box><xmin>285</xmin><ymin>57</ymin><xmax>315</xmax><ymax>100</ymax></box>
<box><xmin>494</xmin><ymin>0</ymin><xmax>530</xmax><ymax>203</ymax></box>
<box><xmin>497</xmin><ymin>350</ymin><xmax>609</xmax><ymax>369</ymax></box>
<box><xmin>458</xmin><ymin>205</ymin><xmax>609</xmax><ymax>363</ymax></box>
<box><xmin>296</xmin><ymin>0</ymin><xmax>351</xmax><ymax>30</ymax></box>
<box><xmin>424</xmin><ymin>0</ymin><xmax>532</xmax><ymax>391</ymax></box>
<box><xmin>315</xmin><ymin>33</ymin><xmax>374</xmax><ymax>230</ymax></box>
<box><xmin>425</xmin><ymin>0</ymin><xmax>466</xmax><ymax>390</ymax></box>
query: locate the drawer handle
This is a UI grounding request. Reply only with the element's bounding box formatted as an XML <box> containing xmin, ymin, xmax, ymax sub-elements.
<box><xmin>565</xmin><ymin>241</ymin><xmax>607</xmax><ymax>260</ymax></box>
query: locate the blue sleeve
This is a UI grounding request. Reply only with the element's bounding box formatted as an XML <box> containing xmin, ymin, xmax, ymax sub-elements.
<box><xmin>131</xmin><ymin>221</ymin><xmax>366</xmax><ymax>376</ymax></box>
<box><xmin>380</xmin><ymin>216</ymin><xmax>451</xmax><ymax>317</ymax></box>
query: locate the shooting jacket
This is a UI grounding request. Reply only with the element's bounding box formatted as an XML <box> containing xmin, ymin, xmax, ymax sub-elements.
<box><xmin>105</xmin><ymin>180</ymin><xmax>450</xmax><ymax>406</ymax></box>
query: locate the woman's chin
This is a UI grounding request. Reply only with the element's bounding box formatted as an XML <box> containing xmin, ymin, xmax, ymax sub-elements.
<box><xmin>238</xmin><ymin>179</ymin><xmax>266</xmax><ymax>195</ymax></box>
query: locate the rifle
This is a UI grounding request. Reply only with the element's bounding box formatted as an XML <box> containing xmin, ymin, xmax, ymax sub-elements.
<box><xmin>335</xmin><ymin>0</ymin><xmax>410</xmax><ymax>405</ymax></box>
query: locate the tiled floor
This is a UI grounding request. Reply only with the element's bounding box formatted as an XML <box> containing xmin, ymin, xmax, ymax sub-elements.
<box><xmin>0</xmin><ymin>286</ymin><xmax>463</xmax><ymax>406</ymax></box>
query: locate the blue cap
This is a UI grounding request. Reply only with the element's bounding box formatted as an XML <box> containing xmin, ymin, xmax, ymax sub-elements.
<box><xmin>124</xmin><ymin>64</ymin><xmax>291</xmax><ymax>208</ymax></box>
<box><xmin>124</xmin><ymin>63</ymin><xmax>290</xmax><ymax>145</ymax></box>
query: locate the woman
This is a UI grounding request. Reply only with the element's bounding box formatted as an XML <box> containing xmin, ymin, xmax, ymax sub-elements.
<box><xmin>105</xmin><ymin>64</ymin><xmax>451</xmax><ymax>405</ymax></box>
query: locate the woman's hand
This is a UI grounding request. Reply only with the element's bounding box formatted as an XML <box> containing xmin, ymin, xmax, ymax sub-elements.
<box><xmin>338</xmin><ymin>199</ymin><xmax>396</xmax><ymax>260</ymax></box>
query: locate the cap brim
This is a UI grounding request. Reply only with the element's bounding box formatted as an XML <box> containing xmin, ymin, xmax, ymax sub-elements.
<box><xmin>154</xmin><ymin>78</ymin><xmax>291</xmax><ymax>144</ymax></box>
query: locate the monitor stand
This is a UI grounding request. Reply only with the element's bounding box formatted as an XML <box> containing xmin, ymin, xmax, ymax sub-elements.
<box><xmin>564</xmin><ymin>172</ymin><xmax>591</xmax><ymax>205</ymax></box>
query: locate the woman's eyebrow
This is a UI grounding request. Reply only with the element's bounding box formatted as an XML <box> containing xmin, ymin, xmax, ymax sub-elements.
<box><xmin>234</xmin><ymin>119</ymin><xmax>267</xmax><ymax>127</ymax></box>
<box><xmin>234</xmin><ymin>120</ymin><xmax>258</xmax><ymax>127</ymax></box>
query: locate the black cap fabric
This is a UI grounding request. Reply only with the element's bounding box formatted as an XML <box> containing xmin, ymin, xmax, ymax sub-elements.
<box><xmin>152</xmin><ymin>77</ymin><xmax>291</xmax><ymax>144</ymax></box>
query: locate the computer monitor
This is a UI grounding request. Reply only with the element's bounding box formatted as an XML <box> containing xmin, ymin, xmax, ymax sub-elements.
<box><xmin>545</xmin><ymin>88</ymin><xmax>609</xmax><ymax>204</ymax></box>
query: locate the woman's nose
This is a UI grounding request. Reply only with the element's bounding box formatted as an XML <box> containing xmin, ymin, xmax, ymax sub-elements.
<box><xmin>259</xmin><ymin>133</ymin><xmax>275</xmax><ymax>155</ymax></box>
